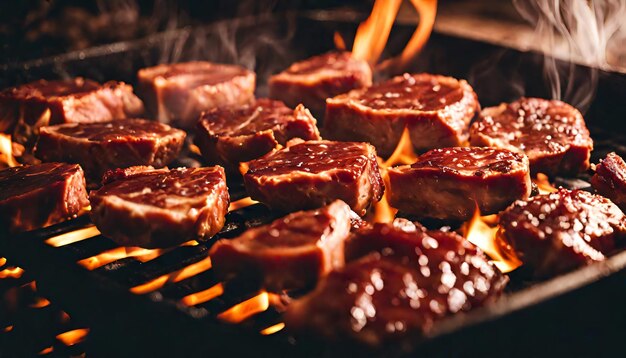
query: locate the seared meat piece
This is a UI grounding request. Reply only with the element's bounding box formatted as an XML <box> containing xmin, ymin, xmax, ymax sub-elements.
<box><xmin>0</xmin><ymin>163</ymin><xmax>89</xmax><ymax>234</ymax></box>
<box><xmin>324</xmin><ymin>73</ymin><xmax>479</xmax><ymax>157</ymax></box>
<box><xmin>269</xmin><ymin>51</ymin><xmax>372</xmax><ymax>118</ymax></box>
<box><xmin>210</xmin><ymin>200</ymin><xmax>352</xmax><ymax>292</ymax></box>
<box><xmin>196</xmin><ymin>99</ymin><xmax>320</xmax><ymax>172</ymax></box>
<box><xmin>499</xmin><ymin>188</ymin><xmax>626</xmax><ymax>278</ymax></box>
<box><xmin>35</xmin><ymin>119</ymin><xmax>186</xmax><ymax>179</ymax></box>
<box><xmin>0</xmin><ymin>78</ymin><xmax>144</xmax><ymax>147</ymax></box>
<box><xmin>388</xmin><ymin>147</ymin><xmax>532</xmax><ymax>221</ymax></box>
<box><xmin>285</xmin><ymin>222</ymin><xmax>505</xmax><ymax>350</ymax></box>
<box><xmin>137</xmin><ymin>61</ymin><xmax>255</xmax><ymax>128</ymax></box>
<box><xmin>470</xmin><ymin>97</ymin><xmax>593</xmax><ymax>176</ymax></box>
<box><xmin>243</xmin><ymin>140</ymin><xmax>384</xmax><ymax>216</ymax></box>
<box><xmin>101</xmin><ymin>165</ymin><xmax>158</xmax><ymax>185</ymax></box>
<box><xmin>90</xmin><ymin>166</ymin><xmax>229</xmax><ymax>248</ymax></box>
<box><xmin>591</xmin><ymin>152</ymin><xmax>626</xmax><ymax>211</ymax></box>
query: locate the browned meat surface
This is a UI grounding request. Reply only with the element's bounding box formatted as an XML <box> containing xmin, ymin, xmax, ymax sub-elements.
<box><xmin>285</xmin><ymin>222</ymin><xmax>505</xmax><ymax>351</ymax></box>
<box><xmin>269</xmin><ymin>51</ymin><xmax>372</xmax><ymax>118</ymax></box>
<box><xmin>210</xmin><ymin>200</ymin><xmax>352</xmax><ymax>292</ymax></box>
<box><xmin>499</xmin><ymin>188</ymin><xmax>626</xmax><ymax>278</ymax></box>
<box><xmin>470</xmin><ymin>97</ymin><xmax>593</xmax><ymax>176</ymax></box>
<box><xmin>196</xmin><ymin>99</ymin><xmax>320</xmax><ymax>172</ymax></box>
<box><xmin>101</xmin><ymin>165</ymin><xmax>159</xmax><ymax>185</ymax></box>
<box><xmin>35</xmin><ymin>119</ymin><xmax>186</xmax><ymax>179</ymax></box>
<box><xmin>591</xmin><ymin>152</ymin><xmax>626</xmax><ymax>211</ymax></box>
<box><xmin>0</xmin><ymin>78</ymin><xmax>144</xmax><ymax>147</ymax></box>
<box><xmin>137</xmin><ymin>61</ymin><xmax>255</xmax><ymax>128</ymax></box>
<box><xmin>0</xmin><ymin>163</ymin><xmax>89</xmax><ymax>234</ymax></box>
<box><xmin>324</xmin><ymin>73</ymin><xmax>479</xmax><ymax>157</ymax></box>
<box><xmin>243</xmin><ymin>140</ymin><xmax>384</xmax><ymax>216</ymax></box>
<box><xmin>90</xmin><ymin>166</ymin><xmax>229</xmax><ymax>248</ymax></box>
<box><xmin>388</xmin><ymin>147</ymin><xmax>532</xmax><ymax>220</ymax></box>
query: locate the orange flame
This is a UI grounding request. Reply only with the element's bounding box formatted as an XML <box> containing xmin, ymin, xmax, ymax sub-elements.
<box><xmin>130</xmin><ymin>256</ymin><xmax>212</xmax><ymax>294</ymax></box>
<box><xmin>462</xmin><ymin>207</ymin><xmax>521</xmax><ymax>273</ymax></box>
<box><xmin>189</xmin><ymin>143</ymin><xmax>202</xmax><ymax>156</ymax></box>
<box><xmin>334</xmin><ymin>31</ymin><xmax>347</xmax><ymax>50</ymax></box>
<box><xmin>77</xmin><ymin>246</ymin><xmax>166</xmax><ymax>271</ymax></box>
<box><xmin>30</xmin><ymin>297</ymin><xmax>51</xmax><ymax>308</ymax></box>
<box><xmin>0</xmin><ymin>133</ymin><xmax>19</xmax><ymax>168</ymax></box>
<box><xmin>3</xmin><ymin>325</ymin><xmax>13</xmax><ymax>332</ymax></box>
<box><xmin>0</xmin><ymin>266</ymin><xmax>24</xmax><ymax>279</ymax></box>
<box><xmin>533</xmin><ymin>173</ymin><xmax>558</xmax><ymax>194</ymax></box>
<box><xmin>0</xmin><ymin>257</ymin><xmax>6</xmax><ymax>267</ymax></box>
<box><xmin>381</xmin><ymin>126</ymin><xmax>419</xmax><ymax>168</ymax></box>
<box><xmin>228</xmin><ymin>197</ymin><xmax>259</xmax><ymax>212</ymax></box>
<box><xmin>181</xmin><ymin>283</ymin><xmax>224</xmax><ymax>306</ymax></box>
<box><xmin>260</xmin><ymin>322</ymin><xmax>286</xmax><ymax>336</ymax></box>
<box><xmin>45</xmin><ymin>226</ymin><xmax>101</xmax><ymax>247</ymax></box>
<box><xmin>38</xmin><ymin>346</ymin><xmax>54</xmax><ymax>355</ymax></box>
<box><xmin>56</xmin><ymin>328</ymin><xmax>89</xmax><ymax>346</ymax></box>
<box><xmin>218</xmin><ymin>291</ymin><xmax>270</xmax><ymax>324</ymax></box>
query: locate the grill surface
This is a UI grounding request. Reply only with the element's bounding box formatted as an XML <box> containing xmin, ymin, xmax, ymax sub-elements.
<box><xmin>1</xmin><ymin>10</ymin><xmax>626</xmax><ymax>357</ymax></box>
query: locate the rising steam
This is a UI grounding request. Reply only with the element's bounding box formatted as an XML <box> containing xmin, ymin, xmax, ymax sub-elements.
<box><xmin>513</xmin><ymin>0</ymin><xmax>626</xmax><ymax>112</ymax></box>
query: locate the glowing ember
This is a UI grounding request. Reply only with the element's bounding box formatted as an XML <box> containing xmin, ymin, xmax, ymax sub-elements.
<box><xmin>0</xmin><ymin>266</ymin><xmax>24</xmax><ymax>279</ymax></box>
<box><xmin>56</xmin><ymin>328</ymin><xmax>89</xmax><ymax>346</ymax></box>
<box><xmin>30</xmin><ymin>297</ymin><xmax>51</xmax><ymax>308</ymax></box>
<box><xmin>218</xmin><ymin>291</ymin><xmax>269</xmax><ymax>324</ymax></box>
<box><xmin>181</xmin><ymin>283</ymin><xmax>224</xmax><ymax>306</ymax></box>
<box><xmin>45</xmin><ymin>226</ymin><xmax>100</xmax><ymax>247</ymax></box>
<box><xmin>334</xmin><ymin>31</ymin><xmax>347</xmax><ymax>50</ymax></box>
<box><xmin>0</xmin><ymin>133</ymin><xmax>19</xmax><ymax>168</ymax></box>
<box><xmin>38</xmin><ymin>346</ymin><xmax>54</xmax><ymax>355</ymax></box>
<box><xmin>239</xmin><ymin>161</ymin><xmax>250</xmax><ymax>176</ymax></box>
<box><xmin>0</xmin><ymin>257</ymin><xmax>6</xmax><ymax>267</ymax></box>
<box><xmin>130</xmin><ymin>256</ymin><xmax>212</xmax><ymax>294</ymax></box>
<box><xmin>533</xmin><ymin>173</ymin><xmax>558</xmax><ymax>194</ymax></box>
<box><xmin>60</xmin><ymin>311</ymin><xmax>71</xmax><ymax>323</ymax></box>
<box><xmin>260</xmin><ymin>322</ymin><xmax>286</xmax><ymax>336</ymax></box>
<box><xmin>462</xmin><ymin>207</ymin><xmax>521</xmax><ymax>273</ymax></box>
<box><xmin>3</xmin><ymin>325</ymin><xmax>13</xmax><ymax>332</ymax></box>
<box><xmin>78</xmin><ymin>246</ymin><xmax>166</xmax><ymax>270</ymax></box>
<box><xmin>228</xmin><ymin>197</ymin><xmax>259</xmax><ymax>212</ymax></box>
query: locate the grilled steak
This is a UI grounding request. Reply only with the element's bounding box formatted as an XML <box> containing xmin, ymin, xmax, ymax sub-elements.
<box><xmin>591</xmin><ymin>152</ymin><xmax>626</xmax><ymax>211</ymax></box>
<box><xmin>0</xmin><ymin>163</ymin><xmax>89</xmax><ymax>234</ymax></box>
<box><xmin>388</xmin><ymin>147</ymin><xmax>532</xmax><ymax>221</ymax></box>
<box><xmin>269</xmin><ymin>51</ymin><xmax>372</xmax><ymax>118</ymax></box>
<box><xmin>324</xmin><ymin>73</ymin><xmax>479</xmax><ymax>157</ymax></box>
<box><xmin>35</xmin><ymin>119</ymin><xmax>186</xmax><ymax>179</ymax></box>
<box><xmin>137</xmin><ymin>61</ymin><xmax>255</xmax><ymax>128</ymax></box>
<box><xmin>196</xmin><ymin>99</ymin><xmax>320</xmax><ymax>172</ymax></box>
<box><xmin>470</xmin><ymin>97</ymin><xmax>593</xmax><ymax>176</ymax></box>
<box><xmin>243</xmin><ymin>140</ymin><xmax>384</xmax><ymax>216</ymax></box>
<box><xmin>0</xmin><ymin>78</ymin><xmax>144</xmax><ymax>147</ymax></box>
<box><xmin>285</xmin><ymin>222</ymin><xmax>505</xmax><ymax>351</ymax></box>
<box><xmin>499</xmin><ymin>188</ymin><xmax>626</xmax><ymax>278</ymax></box>
<box><xmin>90</xmin><ymin>166</ymin><xmax>229</xmax><ymax>248</ymax></box>
<box><xmin>210</xmin><ymin>200</ymin><xmax>352</xmax><ymax>292</ymax></box>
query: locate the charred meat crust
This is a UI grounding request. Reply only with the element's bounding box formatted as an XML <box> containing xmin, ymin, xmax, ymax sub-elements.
<box><xmin>0</xmin><ymin>163</ymin><xmax>89</xmax><ymax>234</ymax></box>
<box><xmin>243</xmin><ymin>140</ymin><xmax>384</xmax><ymax>216</ymax></box>
<box><xmin>591</xmin><ymin>152</ymin><xmax>626</xmax><ymax>211</ymax></box>
<box><xmin>89</xmin><ymin>166</ymin><xmax>229</xmax><ymax>248</ymax></box>
<box><xmin>324</xmin><ymin>73</ymin><xmax>479</xmax><ymax>157</ymax></box>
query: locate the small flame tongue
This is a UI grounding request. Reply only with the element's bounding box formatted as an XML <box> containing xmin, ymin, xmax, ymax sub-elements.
<box><xmin>0</xmin><ymin>134</ymin><xmax>20</xmax><ymax>168</ymax></box>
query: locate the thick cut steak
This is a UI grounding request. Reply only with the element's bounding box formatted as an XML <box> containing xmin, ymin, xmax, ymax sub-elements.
<box><xmin>285</xmin><ymin>222</ymin><xmax>505</xmax><ymax>351</ymax></box>
<box><xmin>388</xmin><ymin>147</ymin><xmax>532</xmax><ymax>220</ymax></box>
<box><xmin>0</xmin><ymin>163</ymin><xmax>89</xmax><ymax>234</ymax></box>
<box><xmin>470</xmin><ymin>97</ymin><xmax>593</xmax><ymax>176</ymax></box>
<box><xmin>591</xmin><ymin>152</ymin><xmax>626</xmax><ymax>211</ymax></box>
<box><xmin>0</xmin><ymin>78</ymin><xmax>144</xmax><ymax>147</ymax></box>
<box><xmin>243</xmin><ymin>140</ymin><xmax>384</xmax><ymax>216</ymax></box>
<box><xmin>196</xmin><ymin>99</ymin><xmax>320</xmax><ymax>172</ymax></box>
<box><xmin>324</xmin><ymin>73</ymin><xmax>479</xmax><ymax>157</ymax></box>
<box><xmin>210</xmin><ymin>200</ymin><xmax>352</xmax><ymax>291</ymax></box>
<box><xmin>90</xmin><ymin>166</ymin><xmax>229</xmax><ymax>248</ymax></box>
<box><xmin>269</xmin><ymin>51</ymin><xmax>372</xmax><ymax>118</ymax></box>
<box><xmin>137</xmin><ymin>61</ymin><xmax>255</xmax><ymax>128</ymax></box>
<box><xmin>499</xmin><ymin>188</ymin><xmax>626</xmax><ymax>278</ymax></box>
<box><xmin>35</xmin><ymin>119</ymin><xmax>186</xmax><ymax>179</ymax></box>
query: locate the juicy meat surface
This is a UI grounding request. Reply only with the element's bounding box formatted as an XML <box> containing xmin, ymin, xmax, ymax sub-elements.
<box><xmin>285</xmin><ymin>222</ymin><xmax>505</xmax><ymax>350</ymax></box>
<box><xmin>388</xmin><ymin>147</ymin><xmax>532</xmax><ymax>220</ymax></box>
<box><xmin>499</xmin><ymin>188</ymin><xmax>626</xmax><ymax>278</ymax></box>
<box><xmin>209</xmin><ymin>200</ymin><xmax>352</xmax><ymax>291</ymax></box>
<box><xmin>324</xmin><ymin>73</ymin><xmax>479</xmax><ymax>157</ymax></box>
<box><xmin>243</xmin><ymin>140</ymin><xmax>384</xmax><ymax>216</ymax></box>
<box><xmin>196</xmin><ymin>99</ymin><xmax>320</xmax><ymax>172</ymax></box>
<box><xmin>90</xmin><ymin>166</ymin><xmax>229</xmax><ymax>248</ymax></box>
<box><xmin>0</xmin><ymin>78</ymin><xmax>144</xmax><ymax>147</ymax></box>
<box><xmin>470</xmin><ymin>97</ymin><xmax>593</xmax><ymax>176</ymax></box>
<box><xmin>591</xmin><ymin>152</ymin><xmax>626</xmax><ymax>211</ymax></box>
<box><xmin>0</xmin><ymin>163</ymin><xmax>89</xmax><ymax>234</ymax></box>
<box><xmin>269</xmin><ymin>51</ymin><xmax>372</xmax><ymax>118</ymax></box>
<box><xmin>137</xmin><ymin>61</ymin><xmax>255</xmax><ymax>128</ymax></box>
<box><xmin>35</xmin><ymin>119</ymin><xmax>186</xmax><ymax>179</ymax></box>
